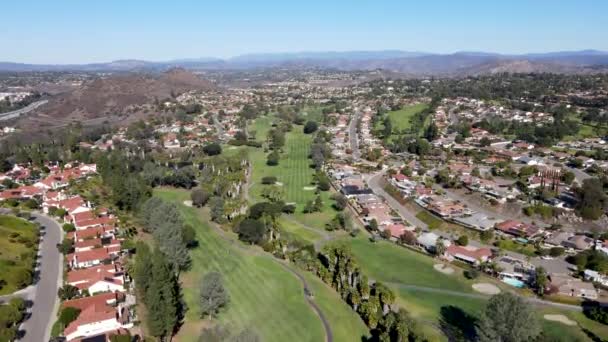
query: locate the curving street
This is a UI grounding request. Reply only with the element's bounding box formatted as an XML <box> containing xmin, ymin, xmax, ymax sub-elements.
<box><xmin>0</xmin><ymin>210</ymin><xmax>63</xmax><ymax>342</ymax></box>
<box><xmin>0</xmin><ymin>100</ymin><xmax>48</xmax><ymax>121</ymax></box>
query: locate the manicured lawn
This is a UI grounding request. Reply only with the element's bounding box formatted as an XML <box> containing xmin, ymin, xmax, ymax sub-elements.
<box><xmin>249</xmin><ymin>117</ymin><xmax>338</xmax><ymax>231</ymax></box>
<box><xmin>278</xmin><ymin>217</ymin><xmax>324</xmax><ymax>243</ymax></box>
<box><xmin>341</xmin><ymin>235</ymin><xmax>607</xmax><ymax>342</ymax></box>
<box><xmin>345</xmin><ymin>235</ymin><xmax>473</xmax><ymax>293</ymax></box>
<box><xmin>155</xmin><ymin>189</ymin><xmax>367</xmax><ymax>342</ymax></box>
<box><xmin>0</xmin><ymin>215</ymin><xmax>38</xmax><ymax>295</ymax></box>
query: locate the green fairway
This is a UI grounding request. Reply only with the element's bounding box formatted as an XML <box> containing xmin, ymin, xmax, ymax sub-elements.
<box><xmin>155</xmin><ymin>189</ymin><xmax>368</xmax><ymax>342</ymax></box>
<box><xmin>0</xmin><ymin>215</ymin><xmax>38</xmax><ymax>295</ymax></box>
<box><xmin>249</xmin><ymin>117</ymin><xmax>337</xmax><ymax>230</ymax></box>
<box><xmin>341</xmin><ymin>235</ymin><xmax>607</xmax><ymax>341</ymax></box>
<box><xmin>278</xmin><ymin>217</ymin><xmax>324</xmax><ymax>243</ymax></box>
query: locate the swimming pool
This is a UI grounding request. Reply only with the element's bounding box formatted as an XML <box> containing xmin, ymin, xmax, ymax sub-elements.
<box><xmin>502</xmin><ymin>277</ymin><xmax>526</xmax><ymax>288</ymax></box>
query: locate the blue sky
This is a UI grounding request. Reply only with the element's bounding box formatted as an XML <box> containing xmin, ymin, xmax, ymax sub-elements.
<box><xmin>1</xmin><ymin>0</ymin><xmax>607</xmax><ymax>63</ymax></box>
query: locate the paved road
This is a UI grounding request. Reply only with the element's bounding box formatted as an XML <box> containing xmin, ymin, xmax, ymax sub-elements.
<box><xmin>212</xmin><ymin>112</ymin><xmax>224</xmax><ymax>139</ymax></box>
<box><xmin>367</xmin><ymin>171</ymin><xmax>429</xmax><ymax>230</ymax></box>
<box><xmin>348</xmin><ymin>110</ymin><xmax>361</xmax><ymax>160</ymax></box>
<box><xmin>0</xmin><ymin>211</ymin><xmax>63</xmax><ymax>342</ymax></box>
<box><xmin>0</xmin><ymin>100</ymin><xmax>48</xmax><ymax>121</ymax></box>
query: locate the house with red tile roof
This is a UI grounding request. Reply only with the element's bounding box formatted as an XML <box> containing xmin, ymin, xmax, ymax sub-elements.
<box><xmin>67</xmin><ymin>264</ymin><xmax>125</xmax><ymax>295</ymax></box>
<box><xmin>69</xmin><ymin>226</ymin><xmax>117</xmax><ymax>242</ymax></box>
<box><xmin>445</xmin><ymin>245</ymin><xmax>492</xmax><ymax>265</ymax></box>
<box><xmin>74</xmin><ymin>238</ymin><xmax>121</xmax><ymax>253</ymax></box>
<box><xmin>62</xmin><ymin>292</ymin><xmax>132</xmax><ymax>341</ymax></box>
<box><xmin>73</xmin><ymin>215</ymin><xmax>116</xmax><ymax>231</ymax></box>
<box><xmin>67</xmin><ymin>246</ymin><xmax>121</xmax><ymax>269</ymax></box>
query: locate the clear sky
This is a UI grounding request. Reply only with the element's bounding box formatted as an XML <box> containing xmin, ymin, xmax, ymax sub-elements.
<box><xmin>2</xmin><ymin>0</ymin><xmax>607</xmax><ymax>64</ymax></box>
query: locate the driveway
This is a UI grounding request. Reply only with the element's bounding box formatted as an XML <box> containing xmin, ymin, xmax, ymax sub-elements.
<box><xmin>0</xmin><ymin>211</ymin><xmax>63</xmax><ymax>342</ymax></box>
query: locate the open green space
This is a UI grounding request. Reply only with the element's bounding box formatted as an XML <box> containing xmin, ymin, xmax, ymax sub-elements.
<box><xmin>0</xmin><ymin>215</ymin><xmax>38</xmax><ymax>295</ymax></box>
<box><xmin>374</xmin><ymin>103</ymin><xmax>430</xmax><ymax>141</ymax></box>
<box><xmin>341</xmin><ymin>235</ymin><xmax>608</xmax><ymax>341</ymax></box>
<box><xmin>277</xmin><ymin>217</ymin><xmax>324</xmax><ymax>243</ymax></box>
<box><xmin>249</xmin><ymin>116</ymin><xmax>337</xmax><ymax>231</ymax></box>
<box><xmin>155</xmin><ymin>189</ymin><xmax>368</xmax><ymax>342</ymax></box>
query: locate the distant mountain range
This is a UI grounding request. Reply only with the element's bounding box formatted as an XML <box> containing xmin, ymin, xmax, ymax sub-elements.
<box><xmin>2</xmin><ymin>50</ymin><xmax>608</xmax><ymax>75</ymax></box>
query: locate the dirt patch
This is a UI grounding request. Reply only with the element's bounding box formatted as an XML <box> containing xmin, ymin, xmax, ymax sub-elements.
<box><xmin>544</xmin><ymin>314</ymin><xmax>577</xmax><ymax>326</ymax></box>
<box><xmin>472</xmin><ymin>283</ymin><xmax>501</xmax><ymax>295</ymax></box>
<box><xmin>183</xmin><ymin>200</ymin><xmax>193</xmax><ymax>207</ymax></box>
<box><xmin>303</xmin><ymin>186</ymin><xmax>316</xmax><ymax>191</ymax></box>
<box><xmin>433</xmin><ymin>263</ymin><xmax>455</xmax><ymax>275</ymax></box>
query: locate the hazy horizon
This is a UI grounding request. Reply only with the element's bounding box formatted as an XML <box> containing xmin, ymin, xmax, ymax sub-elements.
<box><xmin>2</xmin><ymin>0</ymin><xmax>607</xmax><ymax>64</ymax></box>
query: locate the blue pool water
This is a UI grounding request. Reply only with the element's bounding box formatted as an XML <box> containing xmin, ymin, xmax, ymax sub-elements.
<box><xmin>502</xmin><ymin>277</ymin><xmax>525</xmax><ymax>288</ymax></box>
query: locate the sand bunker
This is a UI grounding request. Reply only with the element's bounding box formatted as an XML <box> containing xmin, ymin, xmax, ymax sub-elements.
<box><xmin>433</xmin><ymin>263</ymin><xmax>455</xmax><ymax>275</ymax></box>
<box><xmin>472</xmin><ymin>283</ymin><xmax>501</xmax><ymax>295</ymax></box>
<box><xmin>544</xmin><ymin>314</ymin><xmax>577</xmax><ymax>326</ymax></box>
<box><xmin>275</xmin><ymin>182</ymin><xmax>284</xmax><ymax>186</ymax></box>
<box><xmin>303</xmin><ymin>186</ymin><xmax>316</xmax><ymax>191</ymax></box>
<box><xmin>183</xmin><ymin>200</ymin><xmax>193</xmax><ymax>207</ymax></box>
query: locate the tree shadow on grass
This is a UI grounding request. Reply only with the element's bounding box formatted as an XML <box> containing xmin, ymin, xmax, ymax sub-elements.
<box><xmin>439</xmin><ymin>305</ymin><xmax>478</xmax><ymax>341</ymax></box>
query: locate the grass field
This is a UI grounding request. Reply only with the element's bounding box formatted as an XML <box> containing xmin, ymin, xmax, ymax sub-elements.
<box><xmin>0</xmin><ymin>215</ymin><xmax>38</xmax><ymax>295</ymax></box>
<box><xmin>374</xmin><ymin>103</ymin><xmax>429</xmax><ymax>141</ymax></box>
<box><xmin>155</xmin><ymin>189</ymin><xmax>368</xmax><ymax>342</ymax></box>
<box><xmin>341</xmin><ymin>235</ymin><xmax>608</xmax><ymax>341</ymax></box>
<box><xmin>249</xmin><ymin>116</ymin><xmax>338</xmax><ymax>231</ymax></box>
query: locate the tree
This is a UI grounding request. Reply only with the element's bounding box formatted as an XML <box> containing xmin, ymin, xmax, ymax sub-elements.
<box><xmin>303</xmin><ymin>121</ymin><xmax>318</xmax><ymax>134</ymax></box>
<box><xmin>576</xmin><ymin>178</ymin><xmax>607</xmax><ymax>220</ymax></box>
<box><xmin>203</xmin><ymin>143</ymin><xmax>222</xmax><ymax>156</ymax></box>
<box><xmin>146</xmin><ymin>251</ymin><xmax>180</xmax><ymax>340</ymax></box>
<box><xmin>369</xmin><ymin>218</ymin><xmax>378</xmax><ymax>231</ymax></box>
<box><xmin>191</xmin><ymin>188</ymin><xmax>210</xmax><ymax>207</ymax></box>
<box><xmin>382</xmin><ymin>117</ymin><xmax>392</xmax><ymax>138</ymax></box>
<box><xmin>182</xmin><ymin>224</ymin><xmax>197</xmax><ymax>248</ymax></box>
<box><xmin>534</xmin><ymin>267</ymin><xmax>548</xmax><ymax>297</ymax></box>
<box><xmin>549</xmin><ymin>247</ymin><xmax>564</xmax><ymax>257</ymax></box>
<box><xmin>476</xmin><ymin>293</ymin><xmax>541</xmax><ymax>342</ymax></box>
<box><xmin>456</xmin><ymin>235</ymin><xmax>469</xmax><ymax>246</ymax></box>
<box><xmin>479</xmin><ymin>137</ymin><xmax>492</xmax><ymax>147</ymax></box>
<box><xmin>209</xmin><ymin>197</ymin><xmax>225</xmax><ymax>223</ymax></box>
<box><xmin>235</xmin><ymin>219</ymin><xmax>267</xmax><ymax>245</ymax></box>
<box><xmin>331</xmin><ymin>193</ymin><xmax>348</xmax><ymax>211</ymax></box>
<box><xmin>399</xmin><ymin>231</ymin><xmax>417</xmax><ymax>245</ymax></box>
<box><xmin>561</xmin><ymin>171</ymin><xmax>575</xmax><ymax>185</ymax></box>
<box><xmin>58</xmin><ymin>307</ymin><xmax>81</xmax><ymax>329</ymax></box>
<box><xmin>58</xmin><ymin>284</ymin><xmax>80</xmax><ymax>300</ymax></box>
<box><xmin>200</xmin><ymin>272</ymin><xmax>229</xmax><ymax>318</ymax></box>
<box><xmin>424</xmin><ymin>121</ymin><xmax>439</xmax><ymax>141</ymax></box>
<box><xmin>62</xmin><ymin>223</ymin><xmax>76</xmax><ymax>233</ymax></box>
<box><xmin>316</xmin><ymin>174</ymin><xmax>331</xmax><ymax>191</ymax></box>
<box><xmin>261</xmin><ymin>176</ymin><xmax>277</xmax><ymax>185</ymax></box>
<box><xmin>266</xmin><ymin>151</ymin><xmax>280</xmax><ymax>166</ymax></box>
<box><xmin>435</xmin><ymin>239</ymin><xmax>446</xmax><ymax>256</ymax></box>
